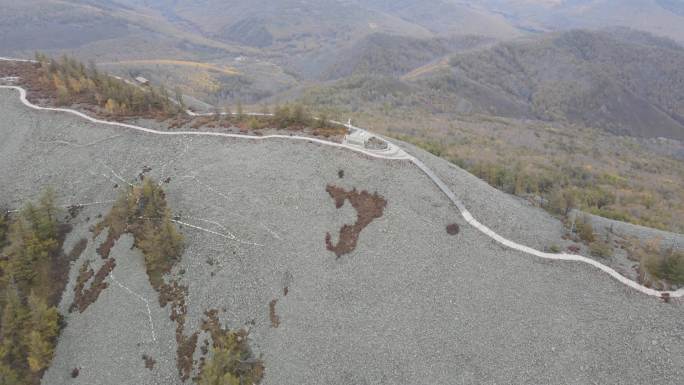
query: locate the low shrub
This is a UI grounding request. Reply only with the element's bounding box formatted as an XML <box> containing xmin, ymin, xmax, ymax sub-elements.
<box><xmin>589</xmin><ymin>240</ymin><xmax>613</xmax><ymax>258</ymax></box>
<box><xmin>575</xmin><ymin>216</ymin><xmax>595</xmax><ymax>244</ymax></box>
<box><xmin>643</xmin><ymin>247</ymin><xmax>684</xmax><ymax>286</ymax></box>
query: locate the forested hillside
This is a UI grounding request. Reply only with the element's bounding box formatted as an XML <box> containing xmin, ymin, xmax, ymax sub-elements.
<box><xmin>439</xmin><ymin>29</ymin><xmax>684</xmax><ymax>140</ymax></box>
<box><xmin>1</xmin><ymin>54</ymin><xmax>181</xmax><ymax>118</ymax></box>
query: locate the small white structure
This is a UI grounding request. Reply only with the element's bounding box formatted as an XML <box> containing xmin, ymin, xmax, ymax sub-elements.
<box><xmin>344</xmin><ymin>128</ymin><xmax>371</xmax><ymax>147</ymax></box>
<box><xmin>135</xmin><ymin>76</ymin><xmax>150</xmax><ymax>85</ymax></box>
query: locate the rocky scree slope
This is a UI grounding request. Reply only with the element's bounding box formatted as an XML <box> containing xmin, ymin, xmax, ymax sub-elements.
<box><xmin>0</xmin><ymin>89</ymin><xmax>682</xmax><ymax>385</ymax></box>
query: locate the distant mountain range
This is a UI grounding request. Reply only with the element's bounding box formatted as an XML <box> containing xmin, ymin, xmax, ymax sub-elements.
<box><xmin>6</xmin><ymin>0</ymin><xmax>684</xmax><ymax>59</ymax></box>
<box><xmin>2</xmin><ymin>1</ymin><xmax>684</xmax><ymax>140</ymax></box>
<box><xmin>302</xmin><ymin>29</ymin><xmax>684</xmax><ymax>141</ymax></box>
<box><xmin>424</xmin><ymin>28</ymin><xmax>684</xmax><ymax>140</ymax></box>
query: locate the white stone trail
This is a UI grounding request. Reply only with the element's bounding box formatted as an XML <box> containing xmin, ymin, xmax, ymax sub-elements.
<box><xmin>1</xmin><ymin>81</ymin><xmax>682</xmax><ymax>300</ymax></box>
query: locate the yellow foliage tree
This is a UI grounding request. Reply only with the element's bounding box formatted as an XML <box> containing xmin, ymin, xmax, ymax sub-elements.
<box><xmin>105</xmin><ymin>98</ymin><xmax>118</xmax><ymax>115</ymax></box>
<box><xmin>26</xmin><ymin>331</ymin><xmax>53</xmax><ymax>373</ymax></box>
<box><xmin>67</xmin><ymin>77</ymin><xmax>82</xmax><ymax>94</ymax></box>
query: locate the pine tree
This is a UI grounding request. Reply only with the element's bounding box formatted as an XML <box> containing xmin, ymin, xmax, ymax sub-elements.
<box><xmin>139</xmin><ymin>178</ymin><xmax>166</xmax><ymax>220</ymax></box>
<box><xmin>175</xmin><ymin>87</ymin><xmax>185</xmax><ymax>110</ymax></box>
<box><xmin>576</xmin><ymin>216</ymin><xmax>595</xmax><ymax>243</ymax></box>
<box><xmin>4</xmin><ymin>218</ymin><xmax>39</xmax><ymax>289</ymax></box>
<box><xmin>36</xmin><ymin>188</ymin><xmax>58</xmax><ymax>240</ymax></box>
<box><xmin>292</xmin><ymin>104</ymin><xmax>306</xmax><ymax>125</ymax></box>
<box><xmin>273</xmin><ymin>105</ymin><xmax>290</xmax><ymax>128</ymax></box>
<box><xmin>27</xmin><ymin>292</ymin><xmax>60</xmax><ymax>341</ymax></box>
<box><xmin>0</xmin><ymin>361</ymin><xmax>20</xmax><ymax>385</ymax></box>
<box><xmin>0</xmin><ymin>286</ymin><xmax>29</xmax><ymax>372</ymax></box>
<box><xmin>26</xmin><ymin>330</ymin><xmax>53</xmax><ymax>372</ymax></box>
<box><xmin>248</xmin><ymin>117</ymin><xmax>260</xmax><ymax>130</ymax></box>
<box><xmin>198</xmin><ymin>348</ymin><xmax>241</xmax><ymax>385</ymax></box>
<box><xmin>315</xmin><ymin>112</ymin><xmax>328</xmax><ymax>129</ymax></box>
<box><xmin>0</xmin><ymin>212</ymin><xmax>8</xmax><ymax>249</ymax></box>
<box><xmin>104</xmin><ymin>99</ymin><xmax>116</xmax><ymax>114</ymax></box>
<box><xmin>236</xmin><ymin>100</ymin><xmax>244</xmax><ymax>121</ymax></box>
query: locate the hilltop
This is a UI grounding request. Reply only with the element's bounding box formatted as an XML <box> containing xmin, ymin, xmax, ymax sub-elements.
<box><xmin>0</xmin><ymin>77</ymin><xmax>683</xmax><ymax>384</ymax></box>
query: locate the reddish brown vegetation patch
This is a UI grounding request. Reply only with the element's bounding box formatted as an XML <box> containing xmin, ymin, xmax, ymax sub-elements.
<box><xmin>0</xmin><ymin>61</ymin><xmax>52</xmax><ymax>100</ymax></box>
<box><xmin>142</xmin><ymin>354</ymin><xmax>156</xmax><ymax>370</ymax></box>
<box><xmin>177</xmin><ymin>333</ymin><xmax>199</xmax><ymax>381</ymax></box>
<box><xmin>70</xmin><ymin>262</ymin><xmax>93</xmax><ymax>308</ymax></box>
<box><xmin>70</xmin><ymin>368</ymin><xmax>80</xmax><ymax>378</ymax></box>
<box><xmin>69</xmin><ymin>258</ymin><xmax>116</xmax><ymax>313</ymax></box>
<box><xmin>446</xmin><ymin>223</ymin><xmax>460</xmax><ymax>235</ymax></box>
<box><xmin>200</xmin><ymin>309</ymin><xmax>222</xmax><ymax>339</ymax></box>
<box><xmin>158</xmin><ymin>280</ymin><xmax>198</xmax><ymax>381</ymax></box>
<box><xmin>269</xmin><ymin>299</ymin><xmax>280</xmax><ymax>328</ymax></box>
<box><xmin>95</xmin><ymin>229</ymin><xmax>117</xmax><ymax>259</ymax></box>
<box><xmin>324</xmin><ymin>185</ymin><xmax>387</xmax><ymax>258</ymax></box>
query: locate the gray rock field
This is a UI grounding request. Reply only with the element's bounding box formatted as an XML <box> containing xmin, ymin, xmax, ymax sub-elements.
<box><xmin>0</xmin><ymin>89</ymin><xmax>682</xmax><ymax>385</ymax></box>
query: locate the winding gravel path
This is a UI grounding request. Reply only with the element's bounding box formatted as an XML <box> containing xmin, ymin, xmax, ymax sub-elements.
<box><xmin>1</xmin><ymin>80</ymin><xmax>681</xmax><ymax>300</ymax></box>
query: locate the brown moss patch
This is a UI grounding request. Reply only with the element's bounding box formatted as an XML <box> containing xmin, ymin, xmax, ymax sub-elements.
<box><xmin>177</xmin><ymin>333</ymin><xmax>198</xmax><ymax>381</ymax></box>
<box><xmin>324</xmin><ymin>185</ymin><xmax>387</xmax><ymax>258</ymax></box>
<box><xmin>142</xmin><ymin>354</ymin><xmax>156</xmax><ymax>370</ymax></box>
<box><xmin>269</xmin><ymin>299</ymin><xmax>280</xmax><ymax>328</ymax></box>
<box><xmin>157</xmin><ymin>280</ymin><xmax>200</xmax><ymax>381</ymax></box>
<box><xmin>69</xmin><ymin>258</ymin><xmax>116</xmax><ymax>313</ymax></box>
<box><xmin>71</xmin><ymin>262</ymin><xmax>94</xmax><ymax>304</ymax></box>
<box><xmin>446</xmin><ymin>223</ymin><xmax>460</xmax><ymax>235</ymax></box>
